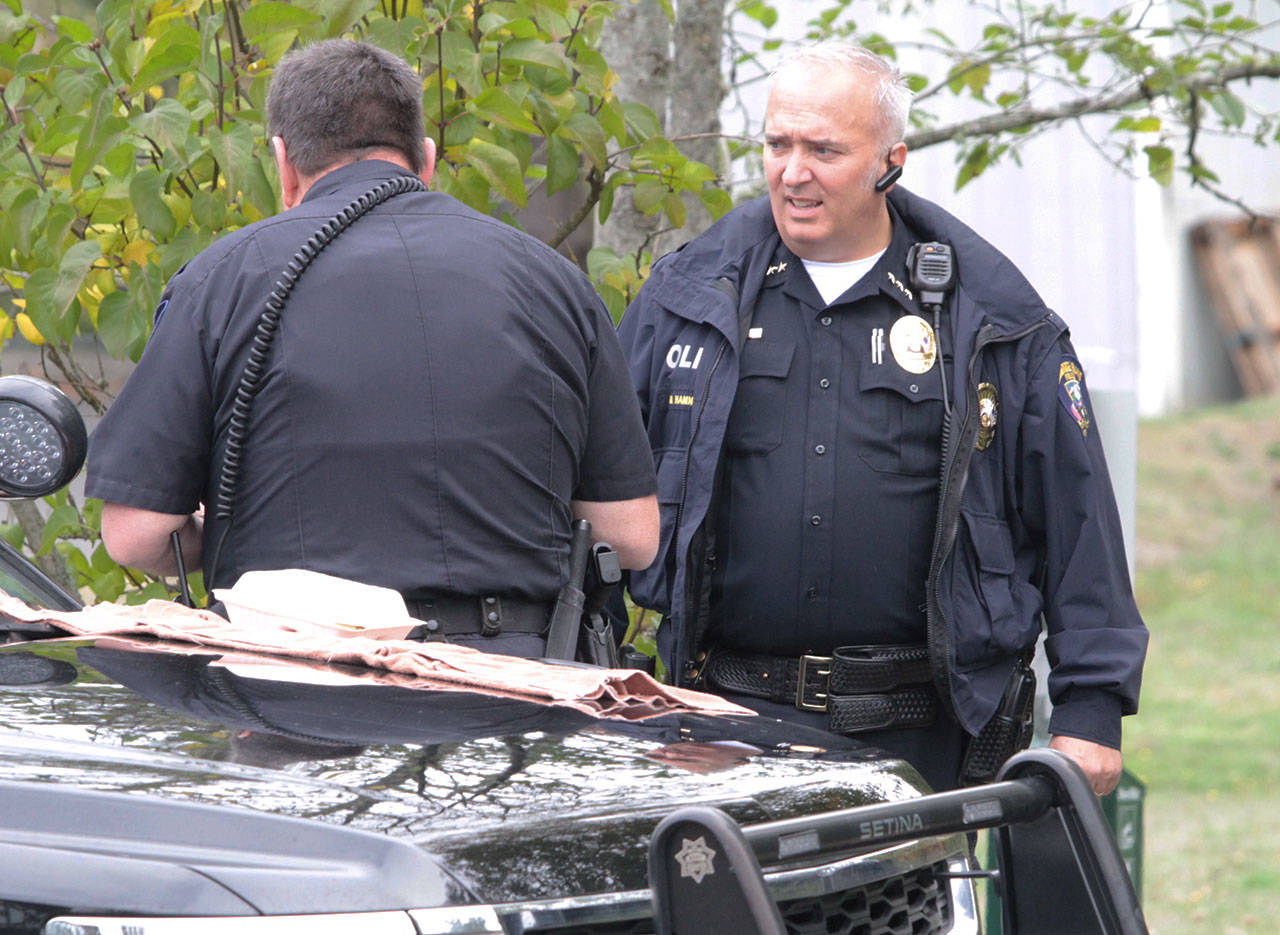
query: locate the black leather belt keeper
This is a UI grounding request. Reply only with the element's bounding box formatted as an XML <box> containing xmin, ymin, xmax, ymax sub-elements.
<box><xmin>403</xmin><ymin>596</ymin><xmax>549</xmax><ymax>641</ymax></box>
<box><xmin>705</xmin><ymin>644</ymin><xmax>938</xmax><ymax>733</ymax></box>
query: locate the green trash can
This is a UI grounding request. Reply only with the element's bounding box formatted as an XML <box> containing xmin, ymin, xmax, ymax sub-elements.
<box><xmin>981</xmin><ymin>767</ymin><xmax>1145</xmax><ymax>932</ymax></box>
<box><xmin>1100</xmin><ymin>769</ymin><xmax>1145</xmax><ymax>903</ymax></box>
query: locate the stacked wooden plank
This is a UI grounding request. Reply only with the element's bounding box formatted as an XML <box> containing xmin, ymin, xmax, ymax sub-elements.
<box><xmin>1191</xmin><ymin>218</ymin><xmax>1280</xmax><ymax>396</ymax></box>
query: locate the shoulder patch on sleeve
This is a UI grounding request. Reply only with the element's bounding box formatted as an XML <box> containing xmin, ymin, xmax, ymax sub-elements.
<box><xmin>1057</xmin><ymin>358</ymin><xmax>1090</xmax><ymax>436</ymax></box>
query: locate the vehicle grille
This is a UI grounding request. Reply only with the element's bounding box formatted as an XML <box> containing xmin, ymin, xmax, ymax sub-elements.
<box><xmin>530</xmin><ymin>859</ymin><xmax>953</xmax><ymax>935</ymax></box>
<box><xmin>779</xmin><ymin>860</ymin><xmax>952</xmax><ymax>935</ymax></box>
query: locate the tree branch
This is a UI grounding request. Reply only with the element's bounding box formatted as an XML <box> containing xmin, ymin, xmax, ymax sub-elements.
<box><xmin>548</xmin><ymin>167</ymin><xmax>603</xmax><ymax>249</ymax></box>
<box><xmin>0</xmin><ymin>85</ymin><xmax>48</xmax><ymax>191</ymax></box>
<box><xmin>8</xmin><ymin>501</ymin><xmax>77</xmax><ymax>596</ymax></box>
<box><xmin>905</xmin><ymin>60</ymin><xmax>1280</xmax><ymax>150</ymax></box>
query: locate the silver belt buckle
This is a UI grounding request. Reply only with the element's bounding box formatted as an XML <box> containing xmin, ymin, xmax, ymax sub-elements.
<box><xmin>795</xmin><ymin>654</ymin><xmax>832</xmax><ymax>712</ymax></box>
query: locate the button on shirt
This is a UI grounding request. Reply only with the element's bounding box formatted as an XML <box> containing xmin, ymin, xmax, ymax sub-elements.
<box><xmin>708</xmin><ymin>213</ymin><xmax>951</xmax><ymax>655</ymax></box>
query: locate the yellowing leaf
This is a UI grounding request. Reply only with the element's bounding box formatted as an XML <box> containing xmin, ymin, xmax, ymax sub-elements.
<box><xmin>16</xmin><ymin>312</ymin><xmax>45</xmax><ymax>346</ymax></box>
<box><xmin>122</xmin><ymin>240</ymin><xmax>155</xmax><ymax>267</ymax></box>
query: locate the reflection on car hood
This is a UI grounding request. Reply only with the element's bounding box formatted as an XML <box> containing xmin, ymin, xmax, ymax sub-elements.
<box><xmin>0</xmin><ymin>638</ymin><xmax>927</xmax><ymax>902</ymax></box>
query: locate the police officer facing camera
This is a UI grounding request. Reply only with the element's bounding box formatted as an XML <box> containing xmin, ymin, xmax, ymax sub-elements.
<box><xmin>87</xmin><ymin>39</ymin><xmax>659</xmax><ymax>657</ymax></box>
<box><xmin>616</xmin><ymin>42</ymin><xmax>1147</xmax><ymax>793</ymax></box>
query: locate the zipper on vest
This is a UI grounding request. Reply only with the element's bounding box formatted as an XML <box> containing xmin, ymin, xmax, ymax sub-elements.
<box><xmin>925</xmin><ymin>315</ymin><xmax>1055</xmax><ymax>724</ymax></box>
<box><xmin>673</xmin><ymin>276</ymin><xmax>737</xmax><ymax>680</ymax></box>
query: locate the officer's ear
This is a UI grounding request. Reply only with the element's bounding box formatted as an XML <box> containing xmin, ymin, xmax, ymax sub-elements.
<box><xmin>272</xmin><ymin>136</ymin><xmax>305</xmax><ymax>210</ymax></box>
<box><xmin>419</xmin><ymin>137</ymin><xmax>437</xmax><ymax>188</ymax></box>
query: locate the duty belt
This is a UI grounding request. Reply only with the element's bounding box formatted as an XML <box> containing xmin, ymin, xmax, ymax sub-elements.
<box><xmin>704</xmin><ymin>644</ymin><xmax>937</xmax><ymax>733</ymax></box>
<box><xmin>403</xmin><ymin>595</ymin><xmax>550</xmax><ymax>641</ymax></box>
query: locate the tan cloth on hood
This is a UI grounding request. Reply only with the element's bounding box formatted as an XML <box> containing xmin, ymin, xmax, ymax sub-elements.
<box><xmin>0</xmin><ymin>591</ymin><xmax>752</xmax><ymax>721</ymax></box>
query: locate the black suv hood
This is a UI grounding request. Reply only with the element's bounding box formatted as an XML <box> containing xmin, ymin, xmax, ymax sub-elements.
<box><xmin>0</xmin><ymin>638</ymin><xmax>928</xmax><ymax>908</ymax></box>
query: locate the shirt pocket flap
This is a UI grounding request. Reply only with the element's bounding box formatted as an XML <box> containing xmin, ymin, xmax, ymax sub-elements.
<box><xmin>963</xmin><ymin>512</ymin><xmax>1016</xmax><ymax>575</ymax></box>
<box><xmin>858</xmin><ymin>364</ymin><xmax>944</xmax><ymax>402</ymax></box>
<box><xmin>739</xmin><ymin>341</ymin><xmax>795</xmax><ymax>380</ymax></box>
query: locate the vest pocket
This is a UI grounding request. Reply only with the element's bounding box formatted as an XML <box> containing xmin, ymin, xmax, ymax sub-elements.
<box><xmin>953</xmin><ymin>511</ymin><xmax>1039</xmax><ymax>668</ymax></box>
<box><xmin>724</xmin><ymin>342</ymin><xmax>794</xmax><ymax>455</ymax></box>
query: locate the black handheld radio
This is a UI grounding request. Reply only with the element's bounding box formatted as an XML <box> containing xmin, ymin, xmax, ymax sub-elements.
<box><xmin>906</xmin><ymin>241</ymin><xmax>956</xmax><ymax>414</ymax></box>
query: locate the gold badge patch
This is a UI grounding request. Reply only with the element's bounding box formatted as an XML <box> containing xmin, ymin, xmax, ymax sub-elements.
<box><xmin>889</xmin><ymin>315</ymin><xmax>937</xmax><ymax>375</ymax></box>
<box><xmin>1058</xmin><ymin>360</ymin><xmax>1090</xmax><ymax>436</ymax></box>
<box><xmin>976</xmin><ymin>382</ymin><xmax>998</xmax><ymax>450</ymax></box>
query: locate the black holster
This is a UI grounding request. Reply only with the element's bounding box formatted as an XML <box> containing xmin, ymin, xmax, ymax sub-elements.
<box><xmin>958</xmin><ymin>656</ymin><xmax>1036</xmax><ymax>786</ymax></box>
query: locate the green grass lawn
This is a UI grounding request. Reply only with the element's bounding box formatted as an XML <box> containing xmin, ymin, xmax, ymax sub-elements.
<box><xmin>1127</xmin><ymin>395</ymin><xmax>1280</xmax><ymax>934</ymax></box>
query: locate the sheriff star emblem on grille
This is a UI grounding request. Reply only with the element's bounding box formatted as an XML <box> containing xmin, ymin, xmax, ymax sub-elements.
<box><xmin>674</xmin><ymin>835</ymin><xmax>717</xmax><ymax>883</ymax></box>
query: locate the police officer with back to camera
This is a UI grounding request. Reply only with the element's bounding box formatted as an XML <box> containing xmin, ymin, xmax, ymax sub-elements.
<box><xmin>86</xmin><ymin>39</ymin><xmax>659</xmax><ymax>658</ymax></box>
<box><xmin>616</xmin><ymin>41</ymin><xmax>1148</xmax><ymax>793</ymax></box>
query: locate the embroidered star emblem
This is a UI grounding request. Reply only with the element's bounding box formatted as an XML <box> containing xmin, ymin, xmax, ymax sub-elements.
<box><xmin>674</xmin><ymin>836</ymin><xmax>717</xmax><ymax>883</ymax></box>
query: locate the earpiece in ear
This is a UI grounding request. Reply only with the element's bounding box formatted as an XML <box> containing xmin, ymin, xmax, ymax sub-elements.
<box><xmin>874</xmin><ymin>164</ymin><xmax>903</xmax><ymax>192</ymax></box>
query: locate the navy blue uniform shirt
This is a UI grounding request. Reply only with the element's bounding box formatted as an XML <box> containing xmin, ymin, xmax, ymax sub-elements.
<box><xmin>709</xmin><ymin>212</ymin><xmax>951</xmax><ymax>654</ymax></box>
<box><xmin>87</xmin><ymin>160</ymin><xmax>655</xmax><ymax>601</ymax></box>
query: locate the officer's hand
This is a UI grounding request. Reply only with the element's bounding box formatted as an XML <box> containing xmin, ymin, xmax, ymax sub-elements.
<box><xmin>1048</xmin><ymin>735</ymin><xmax>1122</xmax><ymax>796</ymax></box>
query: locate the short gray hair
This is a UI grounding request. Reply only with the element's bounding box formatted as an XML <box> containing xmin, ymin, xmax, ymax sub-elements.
<box><xmin>266</xmin><ymin>39</ymin><xmax>429</xmax><ymax>178</ymax></box>
<box><xmin>770</xmin><ymin>42</ymin><xmax>912</xmax><ymax>150</ymax></box>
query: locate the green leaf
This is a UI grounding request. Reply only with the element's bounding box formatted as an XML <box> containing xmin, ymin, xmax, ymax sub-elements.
<box><xmin>191</xmin><ymin>189</ymin><xmax>227</xmax><ymax>229</ymax></box>
<box><xmin>955</xmin><ymin>141</ymin><xmax>991</xmax><ymax>191</ymax></box>
<box><xmin>586</xmin><ymin>245</ymin><xmax>622</xmax><ymax>281</ymax></box>
<box><xmin>565</xmin><ymin>112</ymin><xmax>607</xmax><ymax>170</ymax></box>
<box><xmin>132</xmin><ymin>98</ymin><xmax>195</xmax><ymax>154</ymax></box>
<box><xmin>95</xmin><ymin>289</ymin><xmax>144</xmax><ymax>360</ymax></box>
<box><xmin>439</xmin><ymin>164</ymin><xmax>494</xmax><ymax>213</ymax></box>
<box><xmin>239</xmin><ymin>1</ymin><xmax>320</xmax><ymax>42</ymax></box>
<box><xmin>737</xmin><ymin>0</ymin><xmax>778</xmax><ymax>28</ymax></box>
<box><xmin>465</xmin><ymin>139</ymin><xmax>528</xmax><ymax>208</ymax></box>
<box><xmin>621</xmin><ymin>102</ymin><xmax>661</xmax><ymax>142</ymax></box>
<box><xmin>596</xmin><ymin>99</ymin><xmax>626</xmax><ymax>143</ymax></box>
<box><xmin>440</xmin><ymin>28</ymin><xmax>485</xmax><ymax>96</ymax></box>
<box><xmin>51</xmin><ymin>14</ymin><xmax>94</xmax><ymax>42</ymax></box>
<box><xmin>307</xmin><ymin>0</ymin><xmax>368</xmax><ymax>38</ymax></box>
<box><xmin>71</xmin><ymin>91</ymin><xmax>127</xmax><ymax>188</ymax></box>
<box><xmin>207</xmin><ymin>124</ymin><xmax>277</xmax><ymax>217</ymax></box>
<box><xmin>1144</xmin><ymin>144</ymin><xmax>1174</xmax><ymax>185</ymax></box>
<box><xmin>56</xmin><ymin>540</ymin><xmax>92</xmax><ymax>577</ymax></box>
<box><xmin>1115</xmin><ymin>115</ymin><xmax>1162</xmax><ymax>132</ymax></box>
<box><xmin>103</xmin><ymin>141</ymin><xmax>136</xmax><ymax>178</ymax></box>
<box><xmin>130</xmin><ymin>168</ymin><xmax>177</xmax><ymax>240</ymax></box>
<box><xmin>699</xmin><ymin>186</ymin><xmax>734</xmax><ymax>220</ymax></box>
<box><xmin>1188</xmin><ymin>163</ymin><xmax>1221</xmax><ymax>183</ymax></box>
<box><xmin>662</xmin><ymin>191</ymin><xmax>686</xmax><ymax>228</ymax></box>
<box><xmin>38</xmin><ymin>503</ymin><xmax>81</xmax><ymax>555</ymax></box>
<box><xmin>633</xmin><ymin>179</ymin><xmax>666</xmax><ymax>215</ymax></box>
<box><xmin>129</xmin><ymin>25</ymin><xmax>201</xmax><ymax>93</ymax></box>
<box><xmin>444</xmin><ymin>112</ymin><xmax>478</xmax><ymax>148</ymax></box>
<box><xmin>546</xmin><ymin>133</ymin><xmax>579</xmax><ymax>195</ymax></box>
<box><xmin>23</xmin><ymin>240</ymin><xmax>103</xmax><ymax>341</ymax></box>
<box><xmin>597</xmin><ymin>172</ymin><xmax>627</xmax><ymax>225</ymax></box>
<box><xmin>51</xmin><ymin>65</ymin><xmax>102</xmax><ymax>113</ymax></box>
<box><xmin>0</xmin><ymin>523</ymin><xmax>24</xmax><ymax>550</ymax></box>
<box><xmin>964</xmin><ymin>62</ymin><xmax>991</xmax><ymax>97</ymax></box>
<box><xmin>472</xmin><ymin>86</ymin><xmax>542</xmax><ymax>134</ymax></box>
<box><xmin>500</xmin><ymin>38</ymin><xmax>568</xmax><ymax>73</ymax></box>
<box><xmin>1207</xmin><ymin>89</ymin><xmax>1246</xmax><ymax>127</ymax></box>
